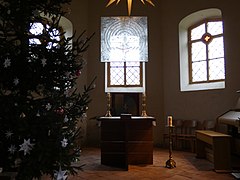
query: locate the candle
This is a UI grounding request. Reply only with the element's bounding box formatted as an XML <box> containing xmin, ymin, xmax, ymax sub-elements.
<box><xmin>167</xmin><ymin>116</ymin><xmax>173</xmax><ymax>127</ymax></box>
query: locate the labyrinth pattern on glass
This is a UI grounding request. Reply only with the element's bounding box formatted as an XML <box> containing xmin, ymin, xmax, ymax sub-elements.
<box><xmin>101</xmin><ymin>16</ymin><xmax>148</xmax><ymax>62</ymax></box>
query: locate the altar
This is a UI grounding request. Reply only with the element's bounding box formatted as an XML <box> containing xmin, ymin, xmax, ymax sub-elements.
<box><xmin>98</xmin><ymin>115</ymin><xmax>155</xmax><ymax>170</ymax></box>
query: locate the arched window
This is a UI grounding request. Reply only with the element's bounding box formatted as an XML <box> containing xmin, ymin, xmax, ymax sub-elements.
<box><xmin>189</xmin><ymin>18</ymin><xmax>225</xmax><ymax>83</ymax></box>
<box><xmin>29</xmin><ymin>14</ymin><xmax>72</xmax><ymax>47</ymax></box>
<box><xmin>29</xmin><ymin>21</ymin><xmax>61</xmax><ymax>49</ymax></box>
<box><xmin>29</xmin><ymin>15</ymin><xmax>73</xmax><ymax>90</ymax></box>
<box><xmin>179</xmin><ymin>9</ymin><xmax>225</xmax><ymax>91</ymax></box>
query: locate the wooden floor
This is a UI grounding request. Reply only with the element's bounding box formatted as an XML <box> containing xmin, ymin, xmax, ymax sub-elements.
<box><xmin>53</xmin><ymin>147</ymin><xmax>239</xmax><ymax>180</ymax></box>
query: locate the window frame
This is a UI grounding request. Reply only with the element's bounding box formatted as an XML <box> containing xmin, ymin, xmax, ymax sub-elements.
<box><xmin>107</xmin><ymin>61</ymin><xmax>143</xmax><ymax>87</ymax></box>
<box><xmin>105</xmin><ymin>62</ymin><xmax>146</xmax><ymax>93</ymax></box>
<box><xmin>179</xmin><ymin>8</ymin><xmax>225</xmax><ymax>92</ymax></box>
<box><xmin>34</xmin><ymin>13</ymin><xmax>73</xmax><ymax>42</ymax></box>
<box><xmin>188</xmin><ymin>18</ymin><xmax>225</xmax><ymax>84</ymax></box>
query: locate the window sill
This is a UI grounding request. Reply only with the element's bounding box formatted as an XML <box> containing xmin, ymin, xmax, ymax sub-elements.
<box><xmin>180</xmin><ymin>81</ymin><xmax>225</xmax><ymax>92</ymax></box>
<box><xmin>105</xmin><ymin>87</ymin><xmax>145</xmax><ymax>93</ymax></box>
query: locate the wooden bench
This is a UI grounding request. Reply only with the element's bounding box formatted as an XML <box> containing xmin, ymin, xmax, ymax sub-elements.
<box><xmin>195</xmin><ymin>130</ymin><xmax>231</xmax><ymax>172</ymax></box>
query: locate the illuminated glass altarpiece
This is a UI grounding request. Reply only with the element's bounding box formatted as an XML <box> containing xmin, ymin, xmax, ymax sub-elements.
<box><xmin>101</xmin><ymin>16</ymin><xmax>148</xmax><ymax>62</ymax></box>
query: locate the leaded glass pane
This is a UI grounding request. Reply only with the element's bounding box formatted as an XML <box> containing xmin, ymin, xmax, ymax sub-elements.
<box><xmin>101</xmin><ymin>16</ymin><xmax>148</xmax><ymax>62</ymax></box>
<box><xmin>29</xmin><ymin>38</ymin><xmax>41</xmax><ymax>45</ymax></box>
<box><xmin>49</xmin><ymin>28</ymin><xmax>60</xmax><ymax>41</ymax></box>
<box><xmin>208</xmin><ymin>37</ymin><xmax>224</xmax><ymax>59</ymax></box>
<box><xmin>29</xmin><ymin>23</ymin><xmax>43</xmax><ymax>45</ymax></box>
<box><xmin>209</xmin><ymin>58</ymin><xmax>225</xmax><ymax>80</ymax></box>
<box><xmin>126</xmin><ymin>62</ymin><xmax>140</xmax><ymax>85</ymax></box>
<box><xmin>191</xmin><ymin>41</ymin><xmax>206</xmax><ymax>61</ymax></box>
<box><xmin>110</xmin><ymin>62</ymin><xmax>124</xmax><ymax>85</ymax></box>
<box><xmin>191</xmin><ymin>23</ymin><xmax>205</xmax><ymax>40</ymax></box>
<box><xmin>189</xmin><ymin>19</ymin><xmax>225</xmax><ymax>84</ymax></box>
<box><xmin>207</xmin><ymin>21</ymin><xmax>223</xmax><ymax>35</ymax></box>
<box><xmin>30</xmin><ymin>22</ymin><xmax>44</xmax><ymax>35</ymax></box>
<box><xmin>46</xmin><ymin>28</ymin><xmax>61</xmax><ymax>49</ymax></box>
<box><xmin>29</xmin><ymin>22</ymin><xmax>60</xmax><ymax>48</ymax></box>
<box><xmin>192</xmin><ymin>61</ymin><xmax>207</xmax><ymax>82</ymax></box>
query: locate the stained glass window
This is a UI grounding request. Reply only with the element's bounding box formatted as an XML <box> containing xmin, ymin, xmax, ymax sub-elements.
<box><xmin>189</xmin><ymin>19</ymin><xmax>225</xmax><ymax>83</ymax></box>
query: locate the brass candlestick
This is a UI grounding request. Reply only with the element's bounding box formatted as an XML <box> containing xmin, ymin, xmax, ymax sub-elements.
<box><xmin>141</xmin><ymin>93</ymin><xmax>148</xmax><ymax>117</ymax></box>
<box><xmin>105</xmin><ymin>92</ymin><xmax>112</xmax><ymax>117</ymax></box>
<box><xmin>165</xmin><ymin>126</ymin><xmax>176</xmax><ymax>168</ymax></box>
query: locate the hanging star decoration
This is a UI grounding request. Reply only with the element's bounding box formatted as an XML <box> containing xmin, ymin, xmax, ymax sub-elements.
<box><xmin>13</xmin><ymin>78</ymin><xmax>19</xmax><ymax>86</ymax></box>
<box><xmin>5</xmin><ymin>130</ymin><xmax>13</xmax><ymax>139</ymax></box>
<box><xmin>61</xmin><ymin>138</ymin><xmax>68</xmax><ymax>148</ymax></box>
<box><xmin>41</xmin><ymin>58</ymin><xmax>47</xmax><ymax>67</ymax></box>
<box><xmin>46</xmin><ymin>103</ymin><xmax>52</xmax><ymax>111</ymax></box>
<box><xmin>106</xmin><ymin>0</ymin><xmax>155</xmax><ymax>15</ymax></box>
<box><xmin>54</xmin><ymin>167</ymin><xmax>68</xmax><ymax>180</ymax></box>
<box><xmin>3</xmin><ymin>57</ymin><xmax>11</xmax><ymax>68</ymax></box>
<box><xmin>8</xmin><ymin>145</ymin><xmax>17</xmax><ymax>154</ymax></box>
<box><xmin>64</xmin><ymin>115</ymin><xmax>69</xmax><ymax>123</ymax></box>
<box><xmin>19</xmin><ymin>139</ymin><xmax>35</xmax><ymax>156</ymax></box>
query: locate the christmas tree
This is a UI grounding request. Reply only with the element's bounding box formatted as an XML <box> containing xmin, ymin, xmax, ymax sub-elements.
<box><xmin>0</xmin><ymin>0</ymin><xmax>95</xmax><ymax>179</ymax></box>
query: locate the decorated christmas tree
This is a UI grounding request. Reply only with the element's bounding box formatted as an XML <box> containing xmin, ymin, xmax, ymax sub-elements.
<box><xmin>0</xmin><ymin>0</ymin><xmax>95</xmax><ymax>179</ymax></box>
